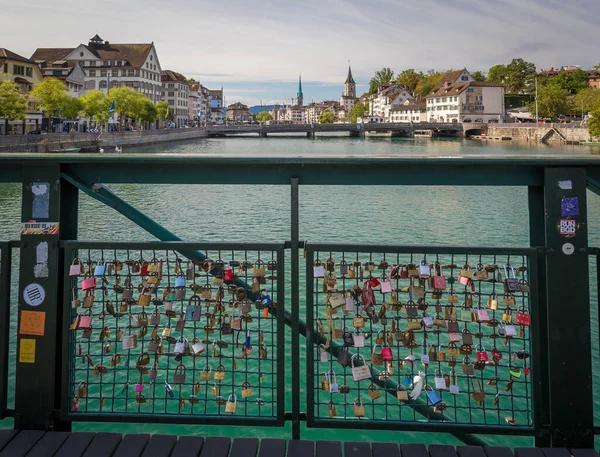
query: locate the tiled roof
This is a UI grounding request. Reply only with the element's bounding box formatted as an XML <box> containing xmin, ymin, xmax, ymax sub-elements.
<box><xmin>227</xmin><ymin>102</ymin><xmax>248</xmax><ymax>110</ymax></box>
<box><xmin>390</xmin><ymin>101</ymin><xmax>426</xmax><ymax>111</ymax></box>
<box><xmin>89</xmin><ymin>43</ymin><xmax>153</xmax><ymax>68</ymax></box>
<box><xmin>30</xmin><ymin>48</ymin><xmax>74</xmax><ymax>65</ymax></box>
<box><xmin>0</xmin><ymin>48</ymin><xmax>34</xmax><ymax>63</ymax></box>
<box><xmin>162</xmin><ymin>70</ymin><xmax>187</xmax><ymax>82</ymax></box>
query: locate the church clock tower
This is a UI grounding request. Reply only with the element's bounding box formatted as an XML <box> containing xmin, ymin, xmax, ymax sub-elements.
<box><xmin>297</xmin><ymin>74</ymin><xmax>303</xmax><ymax>106</ymax></box>
<box><xmin>344</xmin><ymin>65</ymin><xmax>356</xmax><ymax>98</ymax></box>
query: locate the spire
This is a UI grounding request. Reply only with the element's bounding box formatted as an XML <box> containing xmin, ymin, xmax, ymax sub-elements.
<box><xmin>297</xmin><ymin>73</ymin><xmax>303</xmax><ymax>97</ymax></box>
<box><xmin>345</xmin><ymin>64</ymin><xmax>355</xmax><ymax>84</ymax></box>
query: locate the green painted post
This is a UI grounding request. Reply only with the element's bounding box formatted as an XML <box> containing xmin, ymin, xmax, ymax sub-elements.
<box><xmin>544</xmin><ymin>168</ymin><xmax>593</xmax><ymax>447</ymax></box>
<box><xmin>0</xmin><ymin>242</ymin><xmax>12</xmax><ymax>419</ymax></box>
<box><xmin>14</xmin><ymin>166</ymin><xmax>73</xmax><ymax>430</ymax></box>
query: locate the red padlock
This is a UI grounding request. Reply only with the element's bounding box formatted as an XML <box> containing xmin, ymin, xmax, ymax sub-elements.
<box><xmin>476</xmin><ymin>346</ymin><xmax>489</xmax><ymax>362</ymax></box>
<box><xmin>224</xmin><ymin>266</ymin><xmax>234</xmax><ymax>282</ymax></box>
<box><xmin>431</xmin><ymin>261</ymin><xmax>447</xmax><ymax>290</ymax></box>
<box><xmin>491</xmin><ymin>346</ymin><xmax>502</xmax><ymax>362</ymax></box>
<box><xmin>382</xmin><ymin>346</ymin><xmax>393</xmax><ymax>361</ymax></box>
<box><xmin>71</xmin><ymin>396</ymin><xmax>80</xmax><ymax>412</ymax></box>
<box><xmin>399</xmin><ymin>266</ymin><xmax>409</xmax><ymax>279</ymax></box>
<box><xmin>140</xmin><ymin>262</ymin><xmax>149</xmax><ymax>276</ymax></box>
<box><xmin>368</xmin><ymin>278</ymin><xmax>380</xmax><ymax>288</ymax></box>
<box><xmin>516</xmin><ymin>308</ymin><xmax>531</xmax><ymax>327</ymax></box>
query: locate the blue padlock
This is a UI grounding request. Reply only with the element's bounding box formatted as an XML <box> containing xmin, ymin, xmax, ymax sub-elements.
<box><xmin>175</xmin><ymin>275</ymin><xmax>186</xmax><ymax>287</ymax></box>
<box><xmin>165</xmin><ymin>381</ymin><xmax>175</xmax><ymax>399</ymax></box>
<box><xmin>245</xmin><ymin>330</ymin><xmax>251</xmax><ymax>349</ymax></box>
<box><xmin>403</xmin><ymin>374</ymin><xmax>412</xmax><ymax>387</ymax></box>
<box><xmin>94</xmin><ymin>263</ymin><xmax>106</xmax><ymax>277</ymax></box>
<box><xmin>185</xmin><ymin>305</ymin><xmax>195</xmax><ymax>321</ymax></box>
<box><xmin>261</xmin><ymin>293</ymin><xmax>271</xmax><ymax>307</ymax></box>
<box><xmin>426</xmin><ymin>385</ymin><xmax>442</xmax><ymax>405</ymax></box>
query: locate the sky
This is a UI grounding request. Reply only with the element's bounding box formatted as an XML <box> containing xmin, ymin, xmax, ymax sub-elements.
<box><xmin>1</xmin><ymin>0</ymin><xmax>599</xmax><ymax>107</ymax></box>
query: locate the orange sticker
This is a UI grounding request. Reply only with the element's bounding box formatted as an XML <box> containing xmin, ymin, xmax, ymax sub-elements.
<box><xmin>19</xmin><ymin>338</ymin><xmax>36</xmax><ymax>363</ymax></box>
<box><xmin>19</xmin><ymin>310</ymin><xmax>46</xmax><ymax>336</ymax></box>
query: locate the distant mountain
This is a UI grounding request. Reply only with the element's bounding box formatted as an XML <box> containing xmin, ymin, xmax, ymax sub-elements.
<box><xmin>249</xmin><ymin>105</ymin><xmax>275</xmax><ymax>114</ymax></box>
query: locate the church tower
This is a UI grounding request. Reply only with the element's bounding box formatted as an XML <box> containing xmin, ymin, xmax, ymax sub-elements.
<box><xmin>297</xmin><ymin>74</ymin><xmax>303</xmax><ymax>106</ymax></box>
<box><xmin>344</xmin><ymin>64</ymin><xmax>356</xmax><ymax>98</ymax></box>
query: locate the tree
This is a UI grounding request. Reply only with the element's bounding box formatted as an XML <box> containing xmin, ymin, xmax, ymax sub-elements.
<box><xmin>527</xmin><ymin>85</ymin><xmax>572</xmax><ymax>119</ymax></box>
<box><xmin>319</xmin><ymin>110</ymin><xmax>336</xmax><ymax>124</ymax></box>
<box><xmin>80</xmin><ymin>90</ymin><xmax>111</xmax><ymax>124</ymax></box>
<box><xmin>416</xmin><ymin>70</ymin><xmax>444</xmax><ymax>97</ymax></box>
<box><xmin>156</xmin><ymin>100</ymin><xmax>170</xmax><ymax>122</ymax></box>
<box><xmin>589</xmin><ymin>110</ymin><xmax>600</xmax><ymax>137</ymax></box>
<box><xmin>30</xmin><ymin>77</ymin><xmax>69</xmax><ymax>119</ymax></box>
<box><xmin>396</xmin><ymin>69</ymin><xmax>421</xmax><ymax>94</ymax></box>
<box><xmin>369</xmin><ymin>67</ymin><xmax>394</xmax><ymax>94</ymax></box>
<box><xmin>350</xmin><ymin>102</ymin><xmax>369</xmax><ymax>123</ymax></box>
<box><xmin>0</xmin><ymin>80</ymin><xmax>28</xmax><ymax>134</ymax></box>
<box><xmin>575</xmin><ymin>88</ymin><xmax>600</xmax><ymax>115</ymax></box>
<box><xmin>137</xmin><ymin>98</ymin><xmax>158</xmax><ymax>124</ymax></box>
<box><xmin>471</xmin><ymin>71</ymin><xmax>486</xmax><ymax>82</ymax></box>
<box><xmin>488</xmin><ymin>58</ymin><xmax>536</xmax><ymax>94</ymax></box>
<box><xmin>547</xmin><ymin>69</ymin><xmax>590</xmax><ymax>93</ymax></box>
<box><xmin>61</xmin><ymin>97</ymin><xmax>83</xmax><ymax>119</ymax></box>
<box><xmin>256</xmin><ymin>111</ymin><xmax>273</xmax><ymax>123</ymax></box>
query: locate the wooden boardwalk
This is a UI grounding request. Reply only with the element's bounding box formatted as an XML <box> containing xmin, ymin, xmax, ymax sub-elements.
<box><xmin>0</xmin><ymin>430</ymin><xmax>596</xmax><ymax>457</ymax></box>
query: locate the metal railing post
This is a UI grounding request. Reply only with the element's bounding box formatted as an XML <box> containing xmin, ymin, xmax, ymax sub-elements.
<box><xmin>543</xmin><ymin>168</ymin><xmax>593</xmax><ymax>447</ymax></box>
<box><xmin>0</xmin><ymin>242</ymin><xmax>12</xmax><ymax>420</ymax></box>
<box><xmin>290</xmin><ymin>178</ymin><xmax>301</xmax><ymax>439</ymax></box>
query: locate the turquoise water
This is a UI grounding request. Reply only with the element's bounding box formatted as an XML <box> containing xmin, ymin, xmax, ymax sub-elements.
<box><xmin>0</xmin><ymin>136</ymin><xmax>599</xmax><ymax>446</ymax></box>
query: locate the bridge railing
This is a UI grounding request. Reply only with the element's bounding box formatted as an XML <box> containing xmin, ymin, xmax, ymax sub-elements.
<box><xmin>0</xmin><ymin>156</ymin><xmax>599</xmax><ymax>447</ymax></box>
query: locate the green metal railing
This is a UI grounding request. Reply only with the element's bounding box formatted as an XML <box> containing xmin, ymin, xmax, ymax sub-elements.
<box><xmin>0</xmin><ymin>241</ymin><xmax>12</xmax><ymax>420</ymax></box>
<box><xmin>0</xmin><ymin>156</ymin><xmax>599</xmax><ymax>447</ymax></box>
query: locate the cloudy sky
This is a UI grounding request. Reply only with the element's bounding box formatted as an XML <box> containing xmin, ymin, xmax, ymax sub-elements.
<box><xmin>2</xmin><ymin>0</ymin><xmax>598</xmax><ymax>107</ymax></box>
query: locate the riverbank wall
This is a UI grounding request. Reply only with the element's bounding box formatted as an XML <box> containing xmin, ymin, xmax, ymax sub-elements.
<box><xmin>100</xmin><ymin>128</ymin><xmax>208</xmax><ymax>148</ymax></box>
<box><xmin>485</xmin><ymin>126</ymin><xmax>593</xmax><ymax>143</ymax></box>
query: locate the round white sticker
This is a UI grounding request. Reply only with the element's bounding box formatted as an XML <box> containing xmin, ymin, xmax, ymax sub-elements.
<box><xmin>23</xmin><ymin>283</ymin><xmax>45</xmax><ymax>307</ymax></box>
<box><xmin>562</xmin><ymin>243</ymin><xmax>575</xmax><ymax>256</ymax></box>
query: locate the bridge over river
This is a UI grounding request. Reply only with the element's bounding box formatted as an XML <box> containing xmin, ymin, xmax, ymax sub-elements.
<box><xmin>206</xmin><ymin>122</ymin><xmax>477</xmax><ymax>138</ymax></box>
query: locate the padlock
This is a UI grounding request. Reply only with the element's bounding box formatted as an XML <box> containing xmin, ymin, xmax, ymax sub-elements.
<box><xmin>241</xmin><ymin>381</ymin><xmax>254</xmax><ymax>398</ymax></box>
<box><xmin>428</xmin><ymin>344</ymin><xmax>437</xmax><ymax>362</ymax></box>
<box><xmin>458</xmin><ymin>264</ymin><xmax>473</xmax><ymax>285</ymax></box>
<box><xmin>329</xmin><ymin>370</ymin><xmax>339</xmax><ymax>393</ymax></box>
<box><xmin>165</xmin><ymin>381</ymin><xmax>175</xmax><ymax>399</ymax></box>
<box><xmin>174</xmin><ymin>336</ymin><xmax>187</xmax><ymax>354</ymax></box>
<box><xmin>396</xmin><ymin>386</ymin><xmax>408</xmax><ymax>401</ymax></box>
<box><xmin>462</xmin><ymin>357</ymin><xmax>474</xmax><ymax>376</ymax></box>
<box><xmin>371</xmin><ymin>345</ymin><xmax>384</xmax><ymax>366</ymax></box>
<box><xmin>172</xmin><ymin>364</ymin><xmax>187</xmax><ymax>384</ymax></box>
<box><xmin>368</xmin><ymin>384</ymin><xmax>381</xmax><ymax>400</ymax></box>
<box><xmin>487</xmin><ymin>293</ymin><xmax>498</xmax><ymax>310</ymax></box>
<box><xmin>434</xmin><ymin>370</ymin><xmax>446</xmax><ymax>390</ymax></box>
<box><xmin>353</xmin><ymin>330</ymin><xmax>365</xmax><ymax>348</ymax></box>
<box><xmin>328</xmin><ymin>400</ymin><xmax>337</xmax><ymax>417</ymax></box>
<box><xmin>353</xmin><ymin>399</ymin><xmax>365</xmax><ymax>417</ymax></box>
<box><xmin>475</xmin><ymin>263</ymin><xmax>488</xmax><ymax>281</ymax></box>
<box><xmin>382</xmin><ymin>345</ymin><xmax>393</xmax><ymax>361</ymax></box>
<box><xmin>225</xmin><ymin>394</ymin><xmax>237</xmax><ymax>413</ymax></box>
<box><xmin>462</xmin><ymin>329</ymin><xmax>473</xmax><ymax>345</ymax></box>
<box><xmin>449</xmin><ymin>372</ymin><xmax>459</xmax><ymax>395</ymax></box>
<box><xmin>351</xmin><ymin>354</ymin><xmax>371</xmax><ymax>382</ymax></box>
<box><xmin>502</xmin><ymin>308</ymin><xmax>513</xmax><ymax>323</ymax></box>
<box><xmin>476</xmin><ymin>344</ymin><xmax>489</xmax><ymax>362</ymax></box>
<box><xmin>516</xmin><ymin>307</ymin><xmax>531</xmax><ymax>326</ymax></box>
<box><xmin>320</xmin><ymin>372</ymin><xmax>330</xmax><ymax>391</ymax></box>
<box><xmin>318</xmin><ymin>344</ymin><xmax>328</xmax><ymax>363</ymax></box>
<box><xmin>337</xmin><ymin>347</ymin><xmax>351</xmax><ymax>367</ymax></box>
<box><xmin>426</xmin><ymin>384</ymin><xmax>442</xmax><ymax>405</ymax></box>
<box><xmin>214</xmin><ymin>365</ymin><xmax>226</xmax><ymax>381</ymax></box>
<box><xmin>503</xmin><ymin>264</ymin><xmax>520</xmax><ymax>293</ymax></box>
<box><xmin>419</xmin><ymin>260</ymin><xmax>431</xmax><ymax>278</ymax></box>
<box><xmin>313</xmin><ymin>260</ymin><xmax>325</xmax><ymax>278</ymax></box>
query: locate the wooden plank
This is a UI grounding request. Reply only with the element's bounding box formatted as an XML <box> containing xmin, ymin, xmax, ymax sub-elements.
<box><xmin>457</xmin><ymin>446</ymin><xmax>487</xmax><ymax>457</ymax></box>
<box><xmin>287</xmin><ymin>440</ymin><xmax>314</xmax><ymax>457</ymax></box>
<box><xmin>230</xmin><ymin>438</ymin><xmax>259</xmax><ymax>457</ymax></box>
<box><xmin>514</xmin><ymin>449</ymin><xmax>545</xmax><ymax>457</ymax></box>
<box><xmin>315</xmin><ymin>441</ymin><xmax>342</xmax><ymax>457</ymax></box>
<box><xmin>171</xmin><ymin>436</ymin><xmax>204</xmax><ymax>457</ymax></box>
<box><xmin>571</xmin><ymin>450</ymin><xmax>600</xmax><ymax>457</ymax></box>
<box><xmin>26</xmin><ymin>431</ymin><xmax>70</xmax><ymax>457</ymax></box>
<box><xmin>0</xmin><ymin>430</ymin><xmax>44</xmax><ymax>457</ymax></box>
<box><xmin>140</xmin><ymin>435</ymin><xmax>178</xmax><ymax>457</ymax></box>
<box><xmin>257</xmin><ymin>439</ymin><xmax>286</xmax><ymax>457</ymax></box>
<box><xmin>484</xmin><ymin>447</ymin><xmax>515</xmax><ymax>457</ymax></box>
<box><xmin>0</xmin><ymin>430</ymin><xmax>18</xmax><ymax>452</ymax></box>
<box><xmin>541</xmin><ymin>450</ymin><xmax>571</xmax><ymax>457</ymax></box>
<box><xmin>54</xmin><ymin>432</ymin><xmax>96</xmax><ymax>457</ymax></box>
<box><xmin>429</xmin><ymin>445</ymin><xmax>459</xmax><ymax>457</ymax></box>
<box><xmin>373</xmin><ymin>443</ymin><xmax>400</xmax><ymax>457</ymax></box>
<box><xmin>344</xmin><ymin>442</ymin><xmax>371</xmax><ymax>457</ymax></box>
<box><xmin>199</xmin><ymin>437</ymin><xmax>231</xmax><ymax>457</ymax></box>
<box><xmin>401</xmin><ymin>444</ymin><xmax>429</xmax><ymax>457</ymax></box>
<box><xmin>82</xmin><ymin>433</ymin><xmax>122</xmax><ymax>457</ymax></box>
<box><xmin>112</xmin><ymin>434</ymin><xmax>150</xmax><ymax>457</ymax></box>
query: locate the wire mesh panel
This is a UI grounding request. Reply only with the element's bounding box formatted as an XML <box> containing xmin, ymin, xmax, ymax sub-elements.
<box><xmin>62</xmin><ymin>242</ymin><xmax>285</xmax><ymax>425</ymax></box>
<box><xmin>306</xmin><ymin>244</ymin><xmax>540</xmax><ymax>433</ymax></box>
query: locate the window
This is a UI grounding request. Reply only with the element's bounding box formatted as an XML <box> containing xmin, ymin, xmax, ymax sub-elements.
<box><xmin>128</xmin><ymin>70</ymin><xmax>134</xmax><ymax>77</ymax></box>
<box><xmin>103</xmin><ymin>61</ymin><xmax>109</xmax><ymax>66</ymax></box>
<box><xmin>117</xmin><ymin>61</ymin><xmax>121</xmax><ymax>66</ymax></box>
<box><xmin>168</xmin><ymin>92</ymin><xmax>174</xmax><ymax>97</ymax></box>
<box><xmin>150</xmin><ymin>55</ymin><xmax>153</xmax><ymax>61</ymax></box>
<box><xmin>135</xmin><ymin>70</ymin><xmax>140</xmax><ymax>77</ymax></box>
<box><xmin>99</xmin><ymin>81</ymin><xmax>107</xmax><ymax>89</ymax></box>
<box><xmin>3</xmin><ymin>63</ymin><xmax>7</xmax><ymax>73</ymax></box>
<box><xmin>467</xmin><ymin>88</ymin><xmax>474</xmax><ymax>93</ymax></box>
<box><xmin>13</xmin><ymin>65</ymin><xmax>24</xmax><ymax>75</ymax></box>
<box><xmin>110</xmin><ymin>61</ymin><xmax>115</xmax><ymax>66</ymax></box>
<box><xmin>100</xmin><ymin>70</ymin><xmax>107</xmax><ymax>77</ymax></box>
<box><xmin>26</xmin><ymin>67</ymin><xmax>32</xmax><ymax>77</ymax></box>
<box><xmin>112</xmin><ymin>70</ymin><xmax>118</xmax><ymax>77</ymax></box>
<box><xmin>461</xmin><ymin>75</ymin><xmax>469</xmax><ymax>81</ymax></box>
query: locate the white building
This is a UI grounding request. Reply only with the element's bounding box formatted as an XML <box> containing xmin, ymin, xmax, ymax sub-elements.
<box><xmin>305</xmin><ymin>101</ymin><xmax>338</xmax><ymax>124</ymax></box>
<box><xmin>426</xmin><ymin>69</ymin><xmax>505</xmax><ymax>123</ymax></box>
<box><xmin>368</xmin><ymin>83</ymin><xmax>413</xmax><ymax>121</ymax></box>
<box><xmin>32</xmin><ymin>35</ymin><xmax>163</xmax><ymax>103</ymax></box>
<box><xmin>30</xmin><ymin>50</ymin><xmax>86</xmax><ymax>98</ymax></box>
<box><xmin>188</xmin><ymin>83</ymin><xmax>209</xmax><ymax>126</ymax></box>
<box><xmin>161</xmin><ymin>70</ymin><xmax>189</xmax><ymax>127</ymax></box>
<box><xmin>389</xmin><ymin>100</ymin><xmax>427</xmax><ymax>123</ymax></box>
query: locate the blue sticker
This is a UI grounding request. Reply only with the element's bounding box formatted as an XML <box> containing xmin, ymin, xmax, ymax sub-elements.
<box><xmin>561</xmin><ymin>197</ymin><xmax>579</xmax><ymax>216</ymax></box>
<box><xmin>31</xmin><ymin>182</ymin><xmax>49</xmax><ymax>219</ymax></box>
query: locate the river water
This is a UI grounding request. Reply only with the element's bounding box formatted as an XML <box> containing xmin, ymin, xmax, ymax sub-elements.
<box><xmin>0</xmin><ymin>136</ymin><xmax>599</xmax><ymax>446</ymax></box>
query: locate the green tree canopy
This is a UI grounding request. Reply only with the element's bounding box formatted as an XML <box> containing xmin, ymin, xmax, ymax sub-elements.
<box><xmin>575</xmin><ymin>88</ymin><xmax>600</xmax><ymax>115</ymax></box>
<box><xmin>156</xmin><ymin>100</ymin><xmax>171</xmax><ymax>122</ymax></box>
<box><xmin>350</xmin><ymin>102</ymin><xmax>369</xmax><ymax>123</ymax></box>
<box><xmin>0</xmin><ymin>79</ymin><xmax>28</xmax><ymax>122</ymax></box>
<box><xmin>546</xmin><ymin>69</ymin><xmax>590</xmax><ymax>94</ymax></box>
<box><xmin>318</xmin><ymin>110</ymin><xmax>336</xmax><ymax>124</ymax></box>
<box><xmin>471</xmin><ymin>71</ymin><xmax>486</xmax><ymax>81</ymax></box>
<box><xmin>416</xmin><ymin>70</ymin><xmax>444</xmax><ymax>97</ymax></box>
<box><xmin>80</xmin><ymin>90</ymin><xmax>111</xmax><ymax>123</ymax></box>
<box><xmin>488</xmin><ymin>58</ymin><xmax>536</xmax><ymax>94</ymax></box>
<box><xmin>30</xmin><ymin>77</ymin><xmax>69</xmax><ymax>117</ymax></box>
<box><xmin>528</xmin><ymin>85</ymin><xmax>572</xmax><ymax>119</ymax></box>
<box><xmin>396</xmin><ymin>69</ymin><xmax>421</xmax><ymax>94</ymax></box>
<box><xmin>256</xmin><ymin>111</ymin><xmax>273</xmax><ymax>122</ymax></box>
<box><xmin>588</xmin><ymin>111</ymin><xmax>600</xmax><ymax>137</ymax></box>
<box><xmin>61</xmin><ymin>96</ymin><xmax>83</xmax><ymax>119</ymax></box>
<box><xmin>137</xmin><ymin>98</ymin><xmax>158</xmax><ymax>124</ymax></box>
<box><xmin>369</xmin><ymin>68</ymin><xmax>395</xmax><ymax>94</ymax></box>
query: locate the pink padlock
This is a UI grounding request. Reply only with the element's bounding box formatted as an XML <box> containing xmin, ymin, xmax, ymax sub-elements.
<box><xmin>381</xmin><ymin>346</ymin><xmax>393</xmax><ymax>361</ymax></box>
<box><xmin>71</xmin><ymin>397</ymin><xmax>80</xmax><ymax>412</ymax></box>
<box><xmin>81</xmin><ymin>276</ymin><xmax>96</xmax><ymax>291</ymax></box>
<box><xmin>135</xmin><ymin>382</ymin><xmax>144</xmax><ymax>393</ymax></box>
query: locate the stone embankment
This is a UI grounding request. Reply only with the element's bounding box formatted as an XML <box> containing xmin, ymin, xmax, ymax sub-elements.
<box><xmin>484</xmin><ymin>125</ymin><xmax>593</xmax><ymax>143</ymax></box>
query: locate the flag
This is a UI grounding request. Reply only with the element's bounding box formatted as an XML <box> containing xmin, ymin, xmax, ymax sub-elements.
<box><xmin>108</xmin><ymin>101</ymin><xmax>115</xmax><ymax>114</ymax></box>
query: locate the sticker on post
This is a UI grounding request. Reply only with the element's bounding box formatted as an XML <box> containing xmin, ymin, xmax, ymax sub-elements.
<box><xmin>561</xmin><ymin>197</ymin><xmax>579</xmax><ymax>216</ymax></box>
<box><xmin>23</xmin><ymin>283</ymin><xmax>45</xmax><ymax>307</ymax></box>
<box><xmin>19</xmin><ymin>310</ymin><xmax>46</xmax><ymax>336</ymax></box>
<box><xmin>558</xmin><ymin>180</ymin><xmax>572</xmax><ymax>190</ymax></box>
<box><xmin>19</xmin><ymin>338</ymin><xmax>36</xmax><ymax>363</ymax></box>
<box><xmin>34</xmin><ymin>241</ymin><xmax>49</xmax><ymax>278</ymax></box>
<box><xmin>31</xmin><ymin>182</ymin><xmax>49</xmax><ymax>219</ymax></box>
<box><xmin>20</xmin><ymin>221</ymin><xmax>60</xmax><ymax>236</ymax></box>
<box><xmin>562</xmin><ymin>243</ymin><xmax>575</xmax><ymax>256</ymax></box>
<box><xmin>559</xmin><ymin>219</ymin><xmax>577</xmax><ymax>236</ymax></box>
